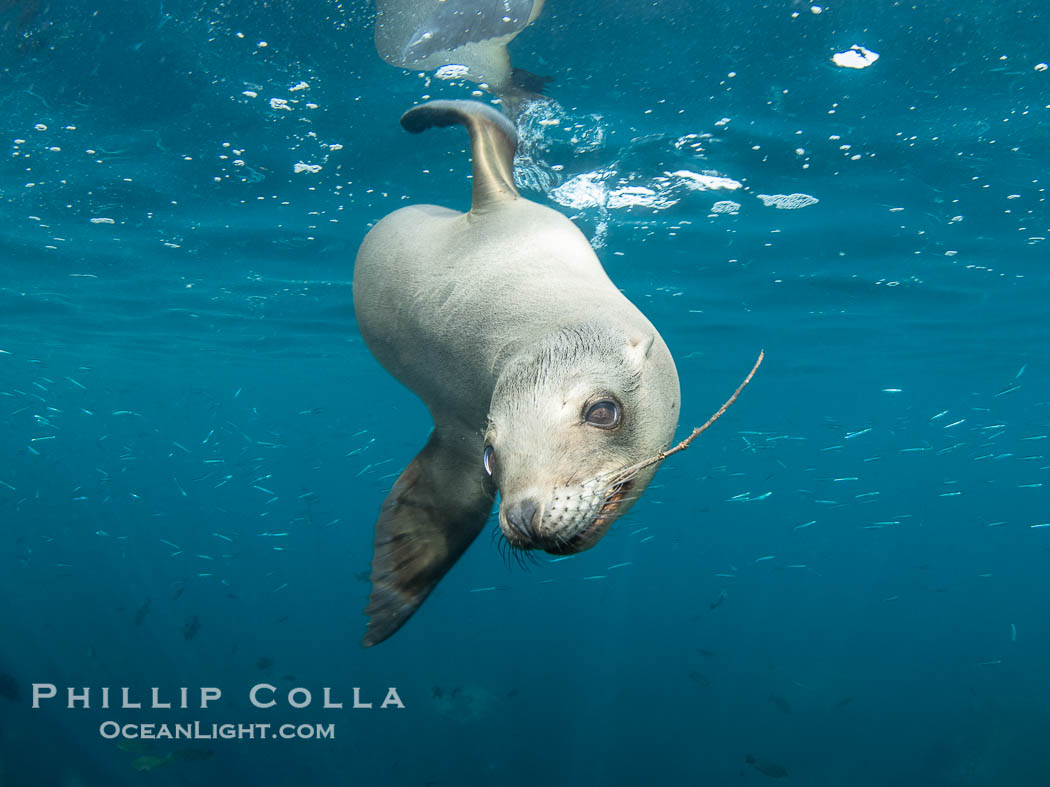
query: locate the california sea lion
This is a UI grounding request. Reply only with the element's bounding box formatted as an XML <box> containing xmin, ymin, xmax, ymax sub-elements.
<box><xmin>353</xmin><ymin>100</ymin><xmax>680</xmax><ymax>646</ymax></box>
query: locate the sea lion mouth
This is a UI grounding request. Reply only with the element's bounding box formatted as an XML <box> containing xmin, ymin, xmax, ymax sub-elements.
<box><xmin>542</xmin><ymin>480</ymin><xmax>632</xmax><ymax>555</ymax></box>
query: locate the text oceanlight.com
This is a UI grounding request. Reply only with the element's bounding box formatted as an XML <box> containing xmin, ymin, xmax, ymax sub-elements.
<box><xmin>99</xmin><ymin>721</ymin><xmax>336</xmax><ymax>741</ymax></box>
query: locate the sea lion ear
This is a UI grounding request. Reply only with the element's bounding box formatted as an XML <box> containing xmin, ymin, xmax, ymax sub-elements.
<box><xmin>626</xmin><ymin>333</ymin><xmax>655</xmax><ymax>365</ymax></box>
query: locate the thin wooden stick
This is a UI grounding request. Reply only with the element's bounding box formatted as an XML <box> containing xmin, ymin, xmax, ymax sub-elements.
<box><xmin>662</xmin><ymin>348</ymin><xmax>765</xmax><ymax>458</ymax></box>
<box><xmin>607</xmin><ymin>349</ymin><xmax>765</xmax><ymax>482</ymax></box>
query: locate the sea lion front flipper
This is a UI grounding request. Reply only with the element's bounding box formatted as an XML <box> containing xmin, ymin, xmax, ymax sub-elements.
<box><xmin>499</xmin><ymin>68</ymin><xmax>555</xmax><ymax>121</ymax></box>
<box><xmin>363</xmin><ymin>428</ymin><xmax>494</xmax><ymax>647</ymax></box>
<box><xmin>401</xmin><ymin>99</ymin><xmax>519</xmax><ymax>213</ymax></box>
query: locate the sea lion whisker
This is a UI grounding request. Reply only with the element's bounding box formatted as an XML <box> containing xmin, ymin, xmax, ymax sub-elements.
<box><xmin>494</xmin><ymin>529</ymin><xmax>516</xmax><ymax>567</ymax></box>
<box><xmin>514</xmin><ymin>548</ymin><xmax>539</xmax><ymax>570</ymax></box>
<box><xmin>491</xmin><ymin>521</ymin><xmax>543</xmax><ymax>566</ymax></box>
<box><xmin>611</xmin><ymin>489</ymin><xmax>644</xmax><ymax>508</ymax></box>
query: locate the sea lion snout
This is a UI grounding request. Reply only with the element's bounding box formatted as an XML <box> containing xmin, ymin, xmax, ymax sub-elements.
<box><xmin>497</xmin><ymin>481</ymin><xmax>614</xmax><ymax>554</ymax></box>
<box><xmin>503</xmin><ymin>497</ymin><xmax>540</xmax><ymax>540</ymax></box>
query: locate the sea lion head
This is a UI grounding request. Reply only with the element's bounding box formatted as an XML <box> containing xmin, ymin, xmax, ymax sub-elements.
<box><xmin>484</xmin><ymin>323</ymin><xmax>680</xmax><ymax>554</ymax></box>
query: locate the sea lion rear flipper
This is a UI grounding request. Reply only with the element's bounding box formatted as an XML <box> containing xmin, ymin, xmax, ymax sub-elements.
<box><xmin>498</xmin><ymin>69</ymin><xmax>555</xmax><ymax>121</ymax></box>
<box><xmin>363</xmin><ymin>428</ymin><xmax>494</xmax><ymax>647</ymax></box>
<box><xmin>511</xmin><ymin>67</ymin><xmax>553</xmax><ymax>96</ymax></box>
<box><xmin>401</xmin><ymin>99</ymin><xmax>519</xmax><ymax>212</ymax></box>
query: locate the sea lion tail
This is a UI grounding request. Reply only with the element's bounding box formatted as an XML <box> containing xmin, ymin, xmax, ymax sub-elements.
<box><xmin>401</xmin><ymin>99</ymin><xmax>519</xmax><ymax>213</ymax></box>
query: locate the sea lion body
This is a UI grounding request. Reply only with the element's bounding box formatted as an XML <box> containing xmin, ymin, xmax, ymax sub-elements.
<box><xmin>355</xmin><ymin>200</ymin><xmax>659</xmax><ymax>428</ymax></box>
<box><xmin>354</xmin><ymin>101</ymin><xmax>679</xmax><ymax>646</ymax></box>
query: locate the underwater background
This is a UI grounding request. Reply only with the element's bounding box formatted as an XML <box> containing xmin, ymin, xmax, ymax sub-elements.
<box><xmin>2</xmin><ymin>0</ymin><xmax>1049</xmax><ymax>785</ymax></box>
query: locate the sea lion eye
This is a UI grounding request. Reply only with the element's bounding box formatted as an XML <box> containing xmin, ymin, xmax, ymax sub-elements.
<box><xmin>483</xmin><ymin>444</ymin><xmax>496</xmax><ymax>476</ymax></box>
<box><xmin>584</xmin><ymin>400</ymin><xmax>621</xmax><ymax>429</ymax></box>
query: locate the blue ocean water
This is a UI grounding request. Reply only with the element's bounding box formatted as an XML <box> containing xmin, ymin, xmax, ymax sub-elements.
<box><xmin>2</xmin><ymin>1</ymin><xmax>1049</xmax><ymax>784</ymax></box>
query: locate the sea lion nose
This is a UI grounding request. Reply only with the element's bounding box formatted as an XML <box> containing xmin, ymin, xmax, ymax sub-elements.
<box><xmin>505</xmin><ymin>498</ymin><xmax>540</xmax><ymax>540</ymax></box>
